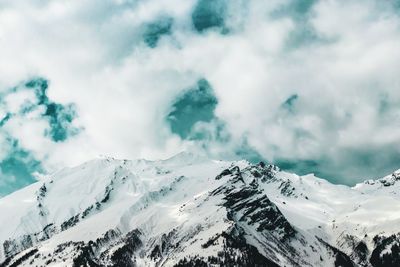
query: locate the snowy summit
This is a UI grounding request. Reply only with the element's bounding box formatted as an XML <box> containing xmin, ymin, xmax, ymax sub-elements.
<box><xmin>0</xmin><ymin>153</ymin><xmax>399</xmax><ymax>266</ymax></box>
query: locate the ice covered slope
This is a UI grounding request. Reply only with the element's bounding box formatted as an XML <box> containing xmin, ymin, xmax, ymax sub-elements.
<box><xmin>0</xmin><ymin>152</ymin><xmax>400</xmax><ymax>267</ymax></box>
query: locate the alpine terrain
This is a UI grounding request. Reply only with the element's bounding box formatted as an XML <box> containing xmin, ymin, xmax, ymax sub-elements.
<box><xmin>1</xmin><ymin>152</ymin><xmax>400</xmax><ymax>267</ymax></box>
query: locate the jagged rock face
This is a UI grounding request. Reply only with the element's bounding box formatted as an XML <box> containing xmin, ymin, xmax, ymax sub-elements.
<box><xmin>0</xmin><ymin>155</ymin><xmax>400</xmax><ymax>266</ymax></box>
<box><xmin>211</xmin><ymin>166</ymin><xmax>296</xmax><ymax>240</ymax></box>
<box><xmin>175</xmin><ymin>226</ymin><xmax>280</xmax><ymax>267</ymax></box>
<box><xmin>369</xmin><ymin>234</ymin><xmax>400</xmax><ymax>267</ymax></box>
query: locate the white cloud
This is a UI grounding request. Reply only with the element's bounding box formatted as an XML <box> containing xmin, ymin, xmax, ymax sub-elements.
<box><xmin>0</xmin><ymin>0</ymin><xmax>399</xmax><ymax>187</ymax></box>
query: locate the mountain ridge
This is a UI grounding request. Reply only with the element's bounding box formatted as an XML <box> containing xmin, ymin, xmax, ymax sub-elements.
<box><xmin>1</xmin><ymin>153</ymin><xmax>400</xmax><ymax>266</ymax></box>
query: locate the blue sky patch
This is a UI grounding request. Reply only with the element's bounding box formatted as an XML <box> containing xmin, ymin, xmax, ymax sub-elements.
<box><xmin>0</xmin><ymin>77</ymin><xmax>81</xmax><ymax>195</ymax></box>
<box><xmin>191</xmin><ymin>0</ymin><xmax>227</xmax><ymax>33</ymax></box>
<box><xmin>167</xmin><ymin>79</ymin><xmax>218</xmax><ymax>139</ymax></box>
<box><xmin>25</xmin><ymin>77</ymin><xmax>80</xmax><ymax>142</ymax></box>
<box><xmin>0</xmin><ymin>137</ymin><xmax>42</xmax><ymax>196</ymax></box>
<box><xmin>143</xmin><ymin>17</ymin><xmax>173</xmax><ymax>48</ymax></box>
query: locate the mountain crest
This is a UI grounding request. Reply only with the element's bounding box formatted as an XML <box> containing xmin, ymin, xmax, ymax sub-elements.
<box><xmin>0</xmin><ymin>155</ymin><xmax>399</xmax><ymax>266</ymax></box>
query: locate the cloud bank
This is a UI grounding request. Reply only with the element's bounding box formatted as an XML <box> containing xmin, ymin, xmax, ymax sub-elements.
<box><xmin>0</xmin><ymin>0</ymin><xmax>400</xmax><ymax>194</ymax></box>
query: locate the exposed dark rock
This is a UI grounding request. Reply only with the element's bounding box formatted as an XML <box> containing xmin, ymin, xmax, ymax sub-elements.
<box><xmin>258</xmin><ymin>161</ymin><xmax>266</xmax><ymax>168</ymax></box>
<box><xmin>37</xmin><ymin>184</ymin><xmax>47</xmax><ymax>199</ymax></box>
<box><xmin>61</xmin><ymin>214</ymin><xmax>80</xmax><ymax>231</ymax></box>
<box><xmin>215</xmin><ymin>168</ymin><xmax>231</xmax><ymax>180</ymax></box>
<box><xmin>201</xmin><ymin>233</ymin><xmax>221</xmax><ymax>249</ymax></box>
<box><xmin>317</xmin><ymin>237</ymin><xmax>357</xmax><ymax>267</ymax></box>
<box><xmin>1</xmin><ymin>248</ymin><xmax>38</xmax><ymax>267</ymax></box>
<box><xmin>370</xmin><ymin>234</ymin><xmax>400</xmax><ymax>267</ymax></box>
<box><xmin>353</xmin><ymin>241</ymin><xmax>369</xmax><ymax>264</ymax></box>
<box><xmin>101</xmin><ymin>184</ymin><xmax>113</xmax><ymax>204</ymax></box>
<box><xmin>72</xmin><ymin>242</ymin><xmax>100</xmax><ymax>267</ymax></box>
<box><xmin>82</xmin><ymin>205</ymin><xmax>94</xmax><ymax>218</ymax></box>
<box><xmin>38</xmin><ymin>223</ymin><xmax>56</xmax><ymax>241</ymax></box>
<box><xmin>175</xmin><ymin>226</ymin><xmax>280</xmax><ymax>267</ymax></box>
<box><xmin>214</xmin><ymin>176</ymin><xmax>295</xmax><ymax>240</ymax></box>
<box><xmin>111</xmin><ymin>230</ymin><xmax>142</xmax><ymax>267</ymax></box>
<box><xmin>1</xmin><ymin>223</ymin><xmax>58</xmax><ymax>263</ymax></box>
<box><xmin>3</xmin><ymin>235</ymin><xmax>33</xmax><ymax>260</ymax></box>
<box><xmin>279</xmin><ymin>179</ymin><xmax>296</xmax><ymax>197</ymax></box>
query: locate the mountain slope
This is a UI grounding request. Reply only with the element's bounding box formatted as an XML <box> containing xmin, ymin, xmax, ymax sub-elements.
<box><xmin>0</xmin><ymin>153</ymin><xmax>399</xmax><ymax>266</ymax></box>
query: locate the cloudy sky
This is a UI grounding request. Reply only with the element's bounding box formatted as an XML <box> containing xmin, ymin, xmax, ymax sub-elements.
<box><xmin>0</xmin><ymin>0</ymin><xmax>400</xmax><ymax>195</ymax></box>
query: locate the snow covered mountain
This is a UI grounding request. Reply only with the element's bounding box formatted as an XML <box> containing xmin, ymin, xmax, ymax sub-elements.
<box><xmin>1</xmin><ymin>152</ymin><xmax>400</xmax><ymax>267</ymax></box>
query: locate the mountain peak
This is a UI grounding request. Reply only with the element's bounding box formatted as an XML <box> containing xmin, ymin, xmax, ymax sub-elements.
<box><xmin>0</xmin><ymin>156</ymin><xmax>399</xmax><ymax>266</ymax></box>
